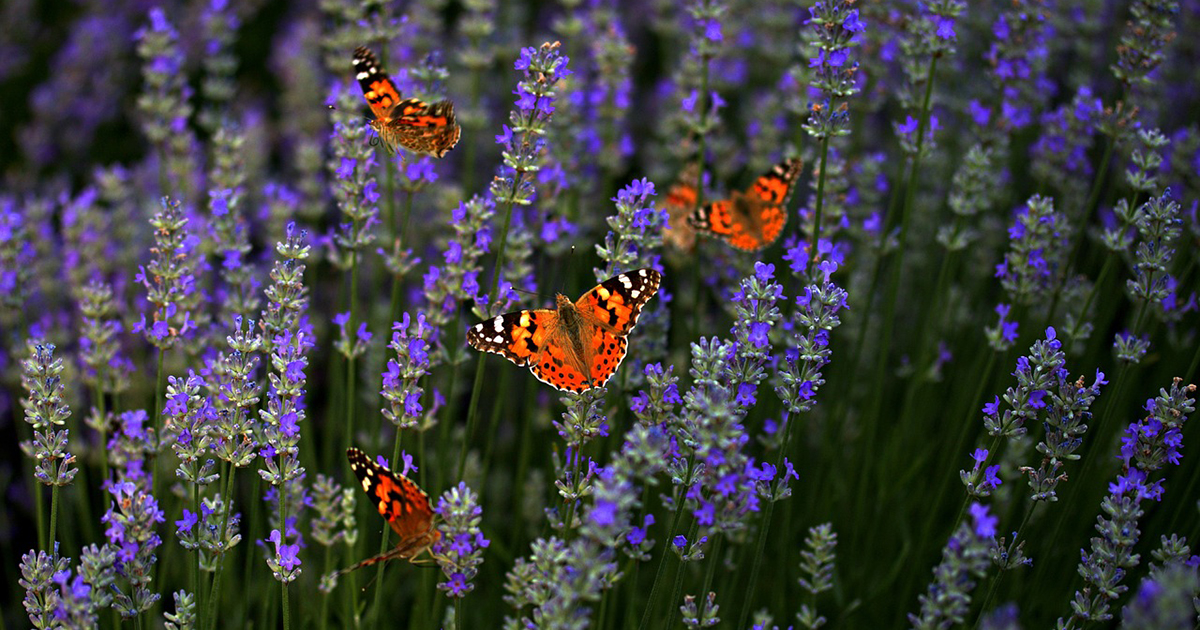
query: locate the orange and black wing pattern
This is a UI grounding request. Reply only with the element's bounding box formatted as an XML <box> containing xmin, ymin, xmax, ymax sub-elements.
<box><xmin>347</xmin><ymin>447</ymin><xmax>436</xmax><ymax>552</ymax></box>
<box><xmin>352</xmin><ymin>47</ymin><xmax>460</xmax><ymax>158</ymax></box>
<box><xmin>688</xmin><ymin>157</ymin><xmax>803</xmax><ymax>251</ymax></box>
<box><xmin>467</xmin><ymin>269</ymin><xmax>662</xmax><ymax>393</ymax></box>
<box><xmin>662</xmin><ymin>163</ymin><xmax>701</xmax><ymax>251</ymax></box>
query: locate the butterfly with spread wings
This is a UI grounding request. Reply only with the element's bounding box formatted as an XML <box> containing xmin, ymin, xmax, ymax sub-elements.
<box><xmin>686</xmin><ymin>158</ymin><xmax>803</xmax><ymax>251</ymax></box>
<box><xmin>467</xmin><ymin>269</ymin><xmax>663</xmax><ymax>393</ymax></box>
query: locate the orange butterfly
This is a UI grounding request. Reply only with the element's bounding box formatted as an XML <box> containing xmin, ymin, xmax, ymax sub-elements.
<box><xmin>687</xmin><ymin>158</ymin><xmax>803</xmax><ymax>251</ymax></box>
<box><xmin>327</xmin><ymin>448</ymin><xmax>439</xmax><ymax>583</ymax></box>
<box><xmin>467</xmin><ymin>269</ymin><xmax>662</xmax><ymax>392</ymax></box>
<box><xmin>352</xmin><ymin>47</ymin><xmax>460</xmax><ymax>158</ymax></box>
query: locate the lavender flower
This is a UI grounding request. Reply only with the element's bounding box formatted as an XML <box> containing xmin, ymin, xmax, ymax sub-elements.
<box><xmin>19</xmin><ymin>546</ymin><xmax>70</xmax><ymax>629</ymax></box>
<box><xmin>102</xmin><ymin>481</ymin><xmax>166</xmax><ymax>618</ymax></box>
<box><xmin>796</xmin><ymin>523</ymin><xmax>837</xmax><ymax>629</ymax></box>
<box><xmin>197</xmin><ymin>0</ymin><xmax>240</xmax><ymax>132</ymax></box>
<box><xmin>1120</xmin><ymin>561</ymin><xmax>1200</xmax><ymax>629</ymax></box>
<box><xmin>1122</xmin><ymin>190</ymin><xmax>1182</xmax><ymax>325</ymax></box>
<box><xmin>1017</xmin><ymin>367</ymin><xmax>1107</xmax><ymax>503</ymax></box>
<box><xmin>78</xmin><ymin>280</ymin><xmax>132</xmax><ymax>403</ymax></box>
<box><xmin>206</xmin><ymin>127</ymin><xmax>258</xmax><ymax>324</ymax></box>
<box><xmin>165</xmin><ymin>590</ymin><xmax>197</xmax><ymax>630</ymax></box>
<box><xmin>797</xmin><ymin>1</ymin><xmax>864</xmax><ymax>141</ymax></box>
<box><xmin>680</xmin><ymin>591</ymin><xmax>719</xmax><ymax>628</ymax></box>
<box><xmin>994</xmin><ymin>195</ymin><xmax>1068</xmax><ymax>307</ymax></box>
<box><xmin>1110</xmin><ymin>0</ymin><xmax>1180</xmax><ymax>105</ymax></box>
<box><xmin>108</xmin><ymin>410</ymin><xmax>156</xmax><ymax>491</ymax></box>
<box><xmin>775</xmin><ymin>254</ymin><xmax>847</xmax><ymax>425</ymax></box>
<box><xmin>166</xmin><ymin>372</ymin><xmax>218</xmax><ymax>485</ymax></box>
<box><xmin>424</xmin><ymin>196</ymin><xmax>494</xmax><ymax>329</ymax></box>
<box><xmin>260</xmin><ymin>223</ymin><xmax>310</xmax><ymax>353</ymax></box>
<box><xmin>382</xmin><ymin>312</ymin><xmax>433</xmax><ymax>431</ymax></box>
<box><xmin>135</xmin><ymin>8</ymin><xmax>200</xmax><ymax>199</ymax></box>
<box><xmin>19</xmin><ymin>343</ymin><xmax>78</xmax><ymax>491</ymax></box>
<box><xmin>908</xmin><ymin>503</ymin><xmax>996</xmax><ymax>629</ymax></box>
<box><xmin>985</xmin><ymin>1</ymin><xmax>1053</xmax><ymax>130</ymax></box>
<box><xmin>433</xmin><ymin>482</ymin><xmax>490</xmax><ymax>598</ymax></box>
<box><xmin>940</xmin><ymin>144</ymin><xmax>1005</xmax><ymax>253</ymax></box>
<box><xmin>1061</xmin><ymin>379</ymin><xmax>1195</xmax><ymax>627</ymax></box>
<box><xmin>266</xmin><ymin>528</ymin><xmax>302</xmax><ymax>583</ymax></box>
<box><xmin>310</xmin><ymin>474</ymin><xmax>355</xmax><ymax>548</ymax></box>
<box><xmin>134</xmin><ymin>196</ymin><xmax>198</xmax><ymax>351</ymax></box>
<box><xmin>0</xmin><ymin>197</ymin><xmax>35</xmax><ymax>326</ymax></box>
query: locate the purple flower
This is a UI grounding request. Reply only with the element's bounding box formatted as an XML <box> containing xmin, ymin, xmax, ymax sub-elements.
<box><xmin>268</xmin><ymin>528</ymin><xmax>301</xmax><ymax>572</ymax></box>
<box><xmin>967</xmin><ymin>502</ymin><xmax>996</xmax><ymax>537</ymax></box>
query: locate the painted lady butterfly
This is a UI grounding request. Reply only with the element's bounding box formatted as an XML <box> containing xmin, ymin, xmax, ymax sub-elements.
<box><xmin>661</xmin><ymin>162</ymin><xmax>701</xmax><ymax>251</ymax></box>
<box><xmin>687</xmin><ymin>158</ymin><xmax>803</xmax><ymax>251</ymax></box>
<box><xmin>329</xmin><ymin>448</ymin><xmax>439</xmax><ymax>580</ymax></box>
<box><xmin>467</xmin><ymin>269</ymin><xmax>663</xmax><ymax>393</ymax></box>
<box><xmin>352</xmin><ymin>46</ymin><xmax>461</xmax><ymax>158</ymax></box>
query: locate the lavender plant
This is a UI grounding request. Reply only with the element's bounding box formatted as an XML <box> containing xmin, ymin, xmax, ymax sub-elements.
<box><xmin>3</xmin><ymin>1</ymin><xmax>1200</xmax><ymax>628</ymax></box>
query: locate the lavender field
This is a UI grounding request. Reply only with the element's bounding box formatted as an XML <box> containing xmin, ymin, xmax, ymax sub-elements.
<box><xmin>3</xmin><ymin>0</ymin><xmax>1200</xmax><ymax>628</ymax></box>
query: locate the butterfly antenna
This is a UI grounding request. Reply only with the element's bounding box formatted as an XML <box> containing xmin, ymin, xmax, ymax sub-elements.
<box><xmin>509</xmin><ymin>286</ymin><xmax>551</xmax><ymax>304</ymax></box>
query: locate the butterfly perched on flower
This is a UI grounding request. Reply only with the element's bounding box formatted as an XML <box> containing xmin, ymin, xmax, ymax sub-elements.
<box><xmin>326</xmin><ymin>448</ymin><xmax>439</xmax><ymax>584</ymax></box>
<box><xmin>352</xmin><ymin>46</ymin><xmax>460</xmax><ymax>158</ymax></box>
<box><xmin>467</xmin><ymin>269</ymin><xmax>663</xmax><ymax>393</ymax></box>
<box><xmin>687</xmin><ymin>157</ymin><xmax>803</xmax><ymax>251</ymax></box>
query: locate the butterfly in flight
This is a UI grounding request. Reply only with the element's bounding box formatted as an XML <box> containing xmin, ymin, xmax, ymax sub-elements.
<box><xmin>352</xmin><ymin>46</ymin><xmax>460</xmax><ymax>158</ymax></box>
<box><xmin>325</xmin><ymin>448</ymin><xmax>439</xmax><ymax>586</ymax></box>
<box><xmin>661</xmin><ymin>162</ymin><xmax>702</xmax><ymax>251</ymax></box>
<box><xmin>467</xmin><ymin>269</ymin><xmax>663</xmax><ymax>393</ymax></box>
<box><xmin>687</xmin><ymin>157</ymin><xmax>803</xmax><ymax>251</ymax></box>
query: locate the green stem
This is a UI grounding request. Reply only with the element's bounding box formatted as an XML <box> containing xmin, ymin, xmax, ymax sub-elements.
<box><xmin>344</xmin><ymin>254</ymin><xmax>361</xmax><ymax>461</ymax></box>
<box><xmin>460</xmin><ymin>197</ymin><xmax>518</xmax><ymax>479</ymax></box>
<box><xmin>279</xmin><ymin>467</ymin><xmax>291</xmax><ymax>630</ymax></box>
<box><xmin>48</xmin><ymin>483</ymin><xmax>59</xmax><ymax>548</ymax></box>
<box><xmin>972</xmin><ymin>503</ymin><xmax>1037</xmax><ymax>630</ymax></box>
<box><xmin>371</xmin><ymin>431</ymin><xmax>406</xmax><ymax>624</ymax></box>
<box><xmin>192</xmin><ymin>482</ymin><xmax>204</xmax><ymax>630</ymax></box>
<box><xmin>858</xmin><ymin>54</ymin><xmax>938</xmax><ymax>525</ymax></box>
<box><xmin>206</xmin><ymin>464</ymin><xmax>237</xmax><ymax>630</ymax></box>
<box><xmin>662</xmin><ymin>518</ymin><xmax>698</xmax><ymax>630</ymax></box>
<box><xmin>320</xmin><ymin>546</ymin><xmax>332</xmax><ymax>630</ymax></box>
<box><xmin>94</xmin><ymin>386</ymin><xmax>109</xmax><ymax>482</ymax></box>
<box><xmin>34</xmin><ymin>475</ymin><xmax>45</xmax><ymax>552</ymax></box>
<box><xmin>152</xmin><ymin>346</ymin><xmax>168</xmax><ymax>500</ymax></box>
<box><xmin>737</xmin><ymin>410</ymin><xmax>795</xmax><ymax>630</ymax></box>
<box><xmin>806</xmin><ymin>134</ymin><xmax>832</xmax><ymax>273</ymax></box>
<box><xmin>637</xmin><ymin>469</ymin><xmax>691</xmax><ymax>630</ymax></box>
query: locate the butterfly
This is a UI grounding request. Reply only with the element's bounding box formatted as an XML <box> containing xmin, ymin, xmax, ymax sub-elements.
<box><xmin>352</xmin><ymin>46</ymin><xmax>461</xmax><ymax>158</ymax></box>
<box><xmin>686</xmin><ymin>157</ymin><xmax>803</xmax><ymax>251</ymax></box>
<box><xmin>467</xmin><ymin>269</ymin><xmax>663</xmax><ymax>393</ymax></box>
<box><xmin>327</xmin><ymin>448</ymin><xmax>439</xmax><ymax>583</ymax></box>
<box><xmin>661</xmin><ymin>162</ymin><xmax>701</xmax><ymax>251</ymax></box>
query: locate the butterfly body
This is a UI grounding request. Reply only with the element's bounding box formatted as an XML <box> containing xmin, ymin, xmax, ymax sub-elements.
<box><xmin>687</xmin><ymin>158</ymin><xmax>803</xmax><ymax>251</ymax></box>
<box><xmin>352</xmin><ymin>47</ymin><xmax>460</xmax><ymax>158</ymax></box>
<box><xmin>468</xmin><ymin>269</ymin><xmax>662</xmax><ymax>392</ymax></box>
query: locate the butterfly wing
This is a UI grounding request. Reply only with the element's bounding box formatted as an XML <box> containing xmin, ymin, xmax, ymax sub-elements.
<box><xmin>467</xmin><ymin>308</ymin><xmax>557</xmax><ymax>368</ymax></box>
<box><xmin>663</xmin><ymin>163</ymin><xmax>701</xmax><ymax>250</ymax></box>
<box><xmin>352</xmin><ymin>47</ymin><xmax>402</xmax><ymax>121</ymax></box>
<box><xmin>378</xmin><ymin>98</ymin><xmax>461</xmax><ymax>157</ymax></box>
<box><xmin>572</xmin><ymin>268</ymin><xmax>663</xmax><ymax>389</ymax></box>
<box><xmin>346</xmin><ymin>448</ymin><xmax>434</xmax><ymax>546</ymax></box>
<box><xmin>574</xmin><ymin>268</ymin><xmax>663</xmax><ymax>336</ymax></box>
<box><xmin>688</xmin><ymin>158</ymin><xmax>802</xmax><ymax>251</ymax></box>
